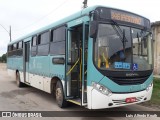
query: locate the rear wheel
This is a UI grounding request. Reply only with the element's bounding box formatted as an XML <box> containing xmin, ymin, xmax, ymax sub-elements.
<box><xmin>55</xmin><ymin>81</ymin><xmax>68</xmax><ymax>108</ymax></box>
<box><xmin>16</xmin><ymin>72</ymin><xmax>23</xmax><ymax>87</ymax></box>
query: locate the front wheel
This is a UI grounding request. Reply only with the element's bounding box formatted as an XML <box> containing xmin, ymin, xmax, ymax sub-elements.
<box><xmin>55</xmin><ymin>81</ymin><xmax>68</xmax><ymax>108</ymax></box>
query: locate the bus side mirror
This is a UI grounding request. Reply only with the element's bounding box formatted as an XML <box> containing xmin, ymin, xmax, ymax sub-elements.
<box><xmin>90</xmin><ymin>21</ymin><xmax>97</xmax><ymax>38</ymax></box>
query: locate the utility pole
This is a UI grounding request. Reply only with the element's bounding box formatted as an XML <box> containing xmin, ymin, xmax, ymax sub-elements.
<box><xmin>9</xmin><ymin>26</ymin><xmax>12</xmax><ymax>42</ymax></box>
<box><xmin>83</xmin><ymin>0</ymin><xmax>88</xmax><ymax>9</ymax></box>
<box><xmin>0</xmin><ymin>24</ymin><xmax>12</xmax><ymax>42</ymax></box>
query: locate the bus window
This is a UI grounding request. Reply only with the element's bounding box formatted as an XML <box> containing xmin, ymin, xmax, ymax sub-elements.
<box><xmin>16</xmin><ymin>43</ymin><xmax>19</xmax><ymax>49</ymax></box>
<box><xmin>52</xmin><ymin>26</ymin><xmax>65</xmax><ymax>42</ymax></box>
<box><xmin>50</xmin><ymin>41</ymin><xmax>65</xmax><ymax>55</ymax></box>
<box><xmin>32</xmin><ymin>36</ymin><xmax>37</xmax><ymax>46</ymax></box>
<box><xmin>37</xmin><ymin>31</ymin><xmax>50</xmax><ymax>56</ymax></box>
<box><xmin>8</xmin><ymin>45</ymin><xmax>13</xmax><ymax>57</ymax></box>
<box><xmin>8</xmin><ymin>45</ymin><xmax>13</xmax><ymax>51</ymax></box>
<box><xmin>31</xmin><ymin>36</ymin><xmax>37</xmax><ymax>56</ymax></box>
<box><xmin>50</xmin><ymin>26</ymin><xmax>66</xmax><ymax>55</ymax></box>
<box><xmin>18</xmin><ymin>41</ymin><xmax>23</xmax><ymax>49</ymax></box>
<box><xmin>13</xmin><ymin>44</ymin><xmax>17</xmax><ymax>50</ymax></box>
<box><xmin>40</xmin><ymin>31</ymin><xmax>50</xmax><ymax>44</ymax></box>
<box><xmin>16</xmin><ymin>41</ymin><xmax>23</xmax><ymax>56</ymax></box>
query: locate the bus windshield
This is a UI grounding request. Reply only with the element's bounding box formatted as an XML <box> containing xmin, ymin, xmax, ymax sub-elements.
<box><xmin>94</xmin><ymin>23</ymin><xmax>153</xmax><ymax>71</ymax></box>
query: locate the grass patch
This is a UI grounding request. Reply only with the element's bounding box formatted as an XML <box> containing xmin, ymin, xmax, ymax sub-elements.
<box><xmin>141</xmin><ymin>77</ymin><xmax>160</xmax><ymax>107</ymax></box>
<box><xmin>149</xmin><ymin>78</ymin><xmax>160</xmax><ymax>104</ymax></box>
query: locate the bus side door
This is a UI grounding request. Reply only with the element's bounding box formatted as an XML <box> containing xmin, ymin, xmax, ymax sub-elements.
<box><xmin>24</xmin><ymin>41</ymin><xmax>30</xmax><ymax>83</ymax></box>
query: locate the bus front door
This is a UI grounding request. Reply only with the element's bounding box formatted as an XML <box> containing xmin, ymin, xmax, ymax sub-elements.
<box><xmin>66</xmin><ymin>23</ymin><xmax>88</xmax><ymax>106</ymax></box>
<box><xmin>66</xmin><ymin>26</ymin><xmax>82</xmax><ymax>100</ymax></box>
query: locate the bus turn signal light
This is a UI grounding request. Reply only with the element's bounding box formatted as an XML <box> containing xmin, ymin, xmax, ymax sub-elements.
<box><xmin>125</xmin><ymin>97</ymin><xmax>136</xmax><ymax>103</ymax></box>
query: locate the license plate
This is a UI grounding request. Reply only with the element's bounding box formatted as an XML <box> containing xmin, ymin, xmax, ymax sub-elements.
<box><xmin>125</xmin><ymin>97</ymin><xmax>136</xmax><ymax>103</ymax></box>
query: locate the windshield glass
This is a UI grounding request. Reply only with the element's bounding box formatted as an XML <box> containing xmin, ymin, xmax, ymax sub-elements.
<box><xmin>132</xmin><ymin>28</ymin><xmax>153</xmax><ymax>70</ymax></box>
<box><xmin>94</xmin><ymin>24</ymin><xmax>153</xmax><ymax>71</ymax></box>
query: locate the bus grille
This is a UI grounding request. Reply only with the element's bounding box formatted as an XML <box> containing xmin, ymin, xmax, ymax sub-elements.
<box><xmin>108</xmin><ymin>76</ymin><xmax>150</xmax><ymax>85</ymax></box>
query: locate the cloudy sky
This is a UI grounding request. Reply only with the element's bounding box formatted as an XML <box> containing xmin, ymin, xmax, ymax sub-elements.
<box><xmin>0</xmin><ymin>0</ymin><xmax>160</xmax><ymax>56</ymax></box>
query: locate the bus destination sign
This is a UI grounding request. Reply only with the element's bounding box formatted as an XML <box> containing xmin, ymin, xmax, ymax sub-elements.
<box><xmin>111</xmin><ymin>10</ymin><xmax>144</xmax><ymax>26</ymax></box>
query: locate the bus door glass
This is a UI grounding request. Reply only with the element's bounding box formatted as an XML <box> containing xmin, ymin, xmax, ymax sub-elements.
<box><xmin>82</xmin><ymin>23</ymin><xmax>89</xmax><ymax>105</ymax></box>
<box><xmin>24</xmin><ymin>42</ymin><xmax>30</xmax><ymax>83</ymax></box>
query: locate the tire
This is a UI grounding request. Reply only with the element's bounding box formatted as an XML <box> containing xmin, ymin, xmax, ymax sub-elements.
<box><xmin>16</xmin><ymin>72</ymin><xmax>23</xmax><ymax>87</ymax></box>
<box><xmin>55</xmin><ymin>81</ymin><xmax>68</xmax><ymax>108</ymax></box>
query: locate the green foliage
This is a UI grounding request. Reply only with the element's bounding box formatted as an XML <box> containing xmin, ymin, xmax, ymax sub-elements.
<box><xmin>0</xmin><ymin>54</ymin><xmax>7</xmax><ymax>63</ymax></box>
<box><xmin>150</xmin><ymin>78</ymin><xmax>160</xmax><ymax>104</ymax></box>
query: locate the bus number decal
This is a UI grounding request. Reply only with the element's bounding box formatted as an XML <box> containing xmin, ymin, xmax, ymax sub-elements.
<box><xmin>114</xmin><ymin>62</ymin><xmax>130</xmax><ymax>69</ymax></box>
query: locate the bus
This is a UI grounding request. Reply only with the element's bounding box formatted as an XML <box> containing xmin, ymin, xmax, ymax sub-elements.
<box><xmin>7</xmin><ymin>5</ymin><xmax>153</xmax><ymax>109</ymax></box>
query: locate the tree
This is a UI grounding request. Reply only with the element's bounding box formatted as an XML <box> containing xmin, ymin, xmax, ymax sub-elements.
<box><xmin>0</xmin><ymin>54</ymin><xmax>6</xmax><ymax>63</ymax></box>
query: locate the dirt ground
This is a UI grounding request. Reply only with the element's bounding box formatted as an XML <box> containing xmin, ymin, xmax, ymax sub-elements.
<box><xmin>0</xmin><ymin>63</ymin><xmax>7</xmax><ymax>70</ymax></box>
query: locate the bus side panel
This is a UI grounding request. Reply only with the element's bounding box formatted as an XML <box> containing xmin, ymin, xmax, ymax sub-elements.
<box><xmin>7</xmin><ymin>57</ymin><xmax>24</xmax><ymax>82</ymax></box>
<box><xmin>49</xmin><ymin>55</ymin><xmax>65</xmax><ymax>88</ymax></box>
<box><xmin>29</xmin><ymin>56</ymin><xmax>51</xmax><ymax>93</ymax></box>
<box><xmin>7</xmin><ymin>57</ymin><xmax>15</xmax><ymax>78</ymax></box>
<box><xmin>27</xmin><ymin>73</ymin><xmax>51</xmax><ymax>93</ymax></box>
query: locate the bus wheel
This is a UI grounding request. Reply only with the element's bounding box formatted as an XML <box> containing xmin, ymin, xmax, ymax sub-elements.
<box><xmin>55</xmin><ymin>81</ymin><xmax>68</xmax><ymax>108</ymax></box>
<box><xmin>16</xmin><ymin>72</ymin><xmax>23</xmax><ymax>87</ymax></box>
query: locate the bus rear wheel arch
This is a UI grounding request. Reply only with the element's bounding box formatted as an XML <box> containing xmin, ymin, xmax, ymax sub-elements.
<box><xmin>16</xmin><ymin>71</ymin><xmax>23</xmax><ymax>87</ymax></box>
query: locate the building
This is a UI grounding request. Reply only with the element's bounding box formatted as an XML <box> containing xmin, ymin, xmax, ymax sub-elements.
<box><xmin>152</xmin><ymin>21</ymin><xmax>160</xmax><ymax>75</ymax></box>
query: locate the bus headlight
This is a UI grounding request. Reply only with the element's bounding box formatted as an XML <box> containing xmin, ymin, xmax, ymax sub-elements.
<box><xmin>146</xmin><ymin>82</ymin><xmax>153</xmax><ymax>92</ymax></box>
<box><xmin>92</xmin><ymin>82</ymin><xmax>112</xmax><ymax>96</ymax></box>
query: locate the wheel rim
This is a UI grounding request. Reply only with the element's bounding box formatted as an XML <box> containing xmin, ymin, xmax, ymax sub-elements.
<box><xmin>56</xmin><ymin>88</ymin><xmax>62</xmax><ymax>104</ymax></box>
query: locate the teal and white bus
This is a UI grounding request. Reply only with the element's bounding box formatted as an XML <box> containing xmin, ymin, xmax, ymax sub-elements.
<box><xmin>7</xmin><ymin>5</ymin><xmax>153</xmax><ymax>109</ymax></box>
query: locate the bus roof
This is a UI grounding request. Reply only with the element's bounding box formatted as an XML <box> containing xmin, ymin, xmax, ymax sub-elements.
<box><xmin>8</xmin><ymin>5</ymin><xmax>149</xmax><ymax>45</ymax></box>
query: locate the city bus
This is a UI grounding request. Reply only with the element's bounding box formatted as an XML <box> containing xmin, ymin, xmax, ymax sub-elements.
<box><xmin>7</xmin><ymin>5</ymin><xmax>153</xmax><ymax>109</ymax></box>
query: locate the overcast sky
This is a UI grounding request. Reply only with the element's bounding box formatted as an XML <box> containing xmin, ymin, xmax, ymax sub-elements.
<box><xmin>0</xmin><ymin>0</ymin><xmax>160</xmax><ymax>56</ymax></box>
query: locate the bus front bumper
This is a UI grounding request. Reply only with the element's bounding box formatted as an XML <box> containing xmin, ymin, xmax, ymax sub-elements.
<box><xmin>87</xmin><ymin>84</ymin><xmax>153</xmax><ymax>109</ymax></box>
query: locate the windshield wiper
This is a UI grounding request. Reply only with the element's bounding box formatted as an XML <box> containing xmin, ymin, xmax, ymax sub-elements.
<box><xmin>110</xmin><ymin>20</ymin><xmax>128</xmax><ymax>53</ymax></box>
<box><xmin>137</xmin><ymin>33</ymin><xmax>141</xmax><ymax>56</ymax></box>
